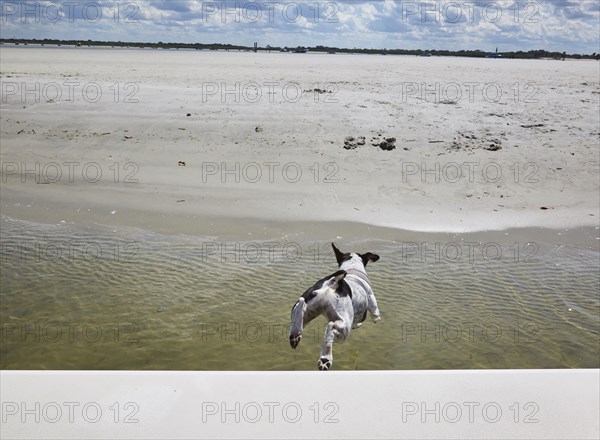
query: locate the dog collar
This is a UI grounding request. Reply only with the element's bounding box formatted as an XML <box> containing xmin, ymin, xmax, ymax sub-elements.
<box><xmin>345</xmin><ymin>268</ymin><xmax>370</xmax><ymax>285</ymax></box>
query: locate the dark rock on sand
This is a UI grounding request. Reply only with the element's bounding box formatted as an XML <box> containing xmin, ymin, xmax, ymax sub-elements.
<box><xmin>304</xmin><ymin>88</ymin><xmax>333</xmax><ymax>94</ymax></box>
<box><xmin>379</xmin><ymin>138</ymin><xmax>397</xmax><ymax>151</ymax></box>
<box><xmin>344</xmin><ymin>136</ymin><xmax>366</xmax><ymax>150</ymax></box>
<box><xmin>485</xmin><ymin>144</ymin><xmax>502</xmax><ymax>151</ymax></box>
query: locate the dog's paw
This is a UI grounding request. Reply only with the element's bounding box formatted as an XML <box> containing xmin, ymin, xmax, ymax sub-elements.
<box><xmin>289</xmin><ymin>333</ymin><xmax>302</xmax><ymax>349</ymax></box>
<box><xmin>372</xmin><ymin>315</ymin><xmax>382</xmax><ymax>323</ymax></box>
<box><xmin>317</xmin><ymin>357</ymin><xmax>332</xmax><ymax>371</ymax></box>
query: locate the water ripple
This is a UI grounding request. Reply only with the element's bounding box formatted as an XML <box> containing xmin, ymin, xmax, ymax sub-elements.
<box><xmin>1</xmin><ymin>216</ymin><xmax>598</xmax><ymax>370</ymax></box>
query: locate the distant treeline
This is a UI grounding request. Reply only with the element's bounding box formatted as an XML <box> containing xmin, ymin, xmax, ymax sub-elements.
<box><xmin>1</xmin><ymin>39</ymin><xmax>598</xmax><ymax>60</ymax></box>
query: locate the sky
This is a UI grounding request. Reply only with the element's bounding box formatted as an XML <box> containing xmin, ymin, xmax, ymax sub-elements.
<box><xmin>1</xmin><ymin>1</ymin><xmax>599</xmax><ymax>54</ymax></box>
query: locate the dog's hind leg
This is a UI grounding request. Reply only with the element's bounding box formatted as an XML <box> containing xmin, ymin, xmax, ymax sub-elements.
<box><xmin>317</xmin><ymin>320</ymin><xmax>348</xmax><ymax>371</ymax></box>
<box><xmin>289</xmin><ymin>298</ymin><xmax>306</xmax><ymax>349</ymax></box>
<box><xmin>317</xmin><ymin>321</ymin><xmax>335</xmax><ymax>371</ymax></box>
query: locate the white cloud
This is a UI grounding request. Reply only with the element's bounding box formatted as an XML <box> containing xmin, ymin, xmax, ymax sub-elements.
<box><xmin>0</xmin><ymin>1</ymin><xmax>598</xmax><ymax>53</ymax></box>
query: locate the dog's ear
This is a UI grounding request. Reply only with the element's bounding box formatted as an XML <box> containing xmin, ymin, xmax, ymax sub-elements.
<box><xmin>360</xmin><ymin>252</ymin><xmax>380</xmax><ymax>267</ymax></box>
<box><xmin>332</xmin><ymin>243</ymin><xmax>345</xmax><ymax>266</ymax></box>
<box><xmin>325</xmin><ymin>270</ymin><xmax>346</xmax><ymax>289</ymax></box>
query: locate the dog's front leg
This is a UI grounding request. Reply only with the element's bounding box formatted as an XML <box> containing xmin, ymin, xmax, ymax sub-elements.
<box><xmin>367</xmin><ymin>292</ymin><xmax>382</xmax><ymax>323</ymax></box>
<box><xmin>289</xmin><ymin>298</ymin><xmax>306</xmax><ymax>349</ymax></box>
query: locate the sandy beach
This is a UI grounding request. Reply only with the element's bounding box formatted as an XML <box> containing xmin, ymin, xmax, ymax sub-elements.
<box><xmin>1</xmin><ymin>46</ymin><xmax>598</xmax><ymax>371</ymax></box>
<box><xmin>1</xmin><ymin>46</ymin><xmax>598</xmax><ymax>238</ymax></box>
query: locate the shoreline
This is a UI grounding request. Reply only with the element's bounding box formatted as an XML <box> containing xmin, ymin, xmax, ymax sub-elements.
<box><xmin>1</xmin><ymin>174</ymin><xmax>599</xmax><ymax>241</ymax></box>
<box><xmin>1</xmin><ymin>209</ymin><xmax>598</xmax><ymax>250</ymax></box>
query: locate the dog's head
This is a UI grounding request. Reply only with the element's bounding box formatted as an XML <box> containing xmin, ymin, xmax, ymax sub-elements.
<box><xmin>332</xmin><ymin>243</ymin><xmax>379</xmax><ymax>270</ymax></box>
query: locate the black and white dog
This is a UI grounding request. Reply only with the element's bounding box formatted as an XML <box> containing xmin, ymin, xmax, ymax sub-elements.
<box><xmin>289</xmin><ymin>243</ymin><xmax>382</xmax><ymax>370</ymax></box>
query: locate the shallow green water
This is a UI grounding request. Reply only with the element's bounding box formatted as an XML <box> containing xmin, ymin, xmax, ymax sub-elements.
<box><xmin>1</xmin><ymin>215</ymin><xmax>598</xmax><ymax>370</ymax></box>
